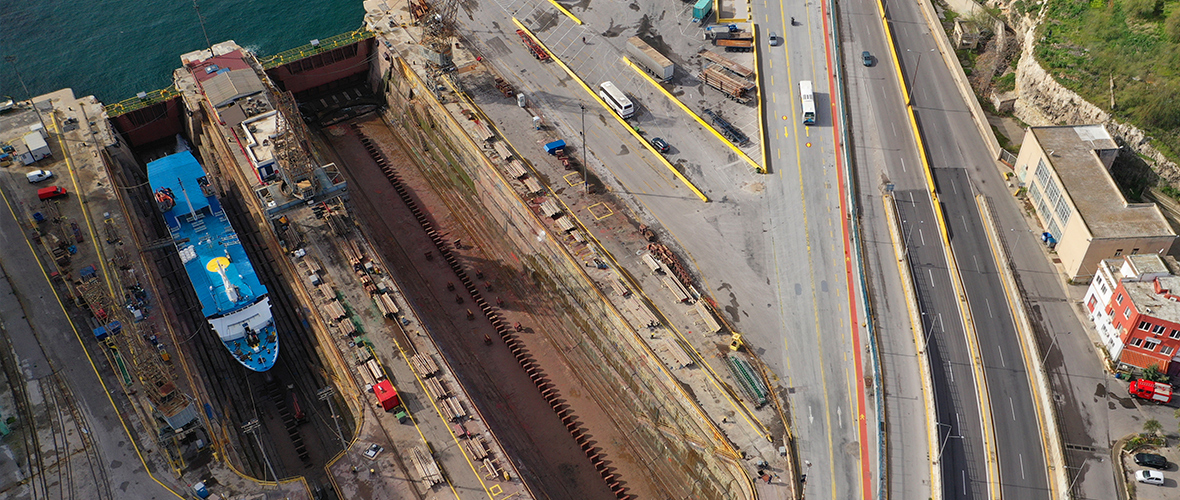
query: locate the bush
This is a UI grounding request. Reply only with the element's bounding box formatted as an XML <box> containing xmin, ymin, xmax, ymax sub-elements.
<box><xmin>1143</xmin><ymin>364</ymin><xmax>1170</xmax><ymax>382</ymax></box>
<box><xmin>1123</xmin><ymin>0</ymin><xmax>1162</xmax><ymax>18</ymax></box>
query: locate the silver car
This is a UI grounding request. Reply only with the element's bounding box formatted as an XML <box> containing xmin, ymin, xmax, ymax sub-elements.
<box><xmin>769</xmin><ymin>33</ymin><xmax>782</xmax><ymax>47</ymax></box>
<box><xmin>1135</xmin><ymin>469</ymin><xmax>1164</xmax><ymax>485</ymax></box>
<box><xmin>26</xmin><ymin>169</ymin><xmax>54</xmax><ymax>183</ymax></box>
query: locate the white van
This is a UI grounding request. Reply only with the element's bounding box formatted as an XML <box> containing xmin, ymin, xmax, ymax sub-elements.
<box><xmin>26</xmin><ymin>169</ymin><xmax>54</xmax><ymax>183</ymax></box>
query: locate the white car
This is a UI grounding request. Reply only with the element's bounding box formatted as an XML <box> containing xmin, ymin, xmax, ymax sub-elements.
<box><xmin>26</xmin><ymin>169</ymin><xmax>54</xmax><ymax>183</ymax></box>
<box><xmin>1136</xmin><ymin>469</ymin><xmax>1165</xmax><ymax>485</ymax></box>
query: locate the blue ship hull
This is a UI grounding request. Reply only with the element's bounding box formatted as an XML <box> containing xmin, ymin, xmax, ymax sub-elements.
<box><xmin>147</xmin><ymin>151</ymin><xmax>279</xmax><ymax>372</ymax></box>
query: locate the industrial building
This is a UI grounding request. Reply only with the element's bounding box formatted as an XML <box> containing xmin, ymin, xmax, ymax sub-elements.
<box><xmin>1013</xmin><ymin>125</ymin><xmax>1176</xmax><ymax>282</ymax></box>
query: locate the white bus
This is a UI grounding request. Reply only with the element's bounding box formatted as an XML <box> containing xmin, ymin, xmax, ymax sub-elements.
<box><xmin>598</xmin><ymin>81</ymin><xmax>635</xmax><ymax>118</ymax></box>
<box><xmin>799</xmin><ymin>80</ymin><xmax>816</xmax><ymax>125</ymax></box>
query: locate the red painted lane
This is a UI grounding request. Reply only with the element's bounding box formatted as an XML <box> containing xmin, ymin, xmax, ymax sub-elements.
<box><xmin>819</xmin><ymin>1</ymin><xmax>873</xmax><ymax>499</ymax></box>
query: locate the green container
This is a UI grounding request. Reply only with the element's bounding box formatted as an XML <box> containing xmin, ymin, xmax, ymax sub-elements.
<box><xmin>693</xmin><ymin>0</ymin><xmax>712</xmax><ymax>21</ymax></box>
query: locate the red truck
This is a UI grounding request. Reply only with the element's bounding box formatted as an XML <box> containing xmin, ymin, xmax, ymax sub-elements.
<box><xmin>1129</xmin><ymin>379</ymin><xmax>1173</xmax><ymax>403</ymax></box>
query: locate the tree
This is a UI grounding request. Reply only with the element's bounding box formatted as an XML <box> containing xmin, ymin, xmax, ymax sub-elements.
<box><xmin>1142</xmin><ymin>364</ymin><xmax>1170</xmax><ymax>382</ymax></box>
<box><xmin>1144</xmin><ymin>418</ymin><xmax>1163</xmax><ymax>436</ymax></box>
<box><xmin>1166</xmin><ymin>9</ymin><xmax>1180</xmax><ymax>42</ymax></box>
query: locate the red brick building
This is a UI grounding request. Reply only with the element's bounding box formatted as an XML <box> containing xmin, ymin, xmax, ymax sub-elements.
<box><xmin>1108</xmin><ymin>275</ymin><xmax>1180</xmax><ymax>376</ymax></box>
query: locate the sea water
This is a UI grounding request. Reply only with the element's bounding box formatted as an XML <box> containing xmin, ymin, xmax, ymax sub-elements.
<box><xmin>0</xmin><ymin>0</ymin><xmax>364</xmax><ymax>104</ymax></box>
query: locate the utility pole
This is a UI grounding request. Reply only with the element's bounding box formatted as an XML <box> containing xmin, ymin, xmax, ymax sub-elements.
<box><xmin>242</xmin><ymin>419</ymin><xmax>278</xmax><ymax>484</ymax></box>
<box><xmin>580</xmin><ymin>103</ymin><xmax>588</xmax><ymax>193</ymax></box>
<box><xmin>4</xmin><ymin>56</ymin><xmax>49</xmax><ymax>136</ymax></box>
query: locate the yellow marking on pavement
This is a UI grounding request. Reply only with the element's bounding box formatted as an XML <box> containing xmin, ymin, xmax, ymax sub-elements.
<box><xmin>513</xmin><ymin>19</ymin><xmax>707</xmax><ymax>201</ymax></box>
<box><xmin>0</xmin><ymin>165</ymin><xmax>187</xmax><ymax>500</ymax></box>
<box><xmin>622</xmin><ymin>56</ymin><xmax>760</xmax><ymax>171</ymax></box>
<box><xmin>563</xmin><ymin>171</ymin><xmax>585</xmax><ymax>187</ymax></box>
<box><xmin>784</xmin><ymin>128</ymin><xmax>789</xmax><ymax>138</ymax></box>
<box><xmin>587</xmin><ymin>202</ymin><xmax>613</xmax><ymax>219</ymax></box>
<box><xmin>545</xmin><ymin>0</ymin><xmax>582</xmax><ymax>24</ymax></box>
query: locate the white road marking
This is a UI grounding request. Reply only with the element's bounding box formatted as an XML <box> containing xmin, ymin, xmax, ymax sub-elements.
<box><xmin>997</xmin><ymin>344</ymin><xmax>1005</xmax><ymax>367</ymax></box>
<box><xmin>809</xmin><ymin>405</ymin><xmax>814</xmax><ymax>424</ymax></box>
<box><xmin>1009</xmin><ymin>397</ymin><xmax>1017</xmax><ymax>421</ymax></box>
<box><xmin>985</xmin><ymin>297</ymin><xmax>993</xmax><ymax>318</ymax></box>
<box><xmin>948</xmin><ymin>363</ymin><xmax>954</xmax><ymax>383</ymax></box>
<box><xmin>1019</xmin><ymin>453</ymin><xmax>1026</xmax><ymax>479</ymax></box>
<box><xmin>919</xmin><ymin>227</ymin><xmax>926</xmax><ymax>246</ymax></box>
<box><xmin>928</xmin><ymin>269</ymin><xmax>936</xmax><ymax>289</ymax></box>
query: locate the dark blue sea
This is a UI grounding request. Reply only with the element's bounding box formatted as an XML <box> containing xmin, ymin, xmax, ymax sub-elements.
<box><xmin>0</xmin><ymin>0</ymin><xmax>364</xmax><ymax>105</ymax></box>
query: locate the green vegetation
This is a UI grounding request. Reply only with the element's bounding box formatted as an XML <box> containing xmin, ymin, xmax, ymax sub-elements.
<box><xmin>994</xmin><ymin>72</ymin><xmax>1017</xmax><ymax>92</ymax></box>
<box><xmin>1037</xmin><ymin>0</ymin><xmax>1180</xmax><ymax>162</ymax></box>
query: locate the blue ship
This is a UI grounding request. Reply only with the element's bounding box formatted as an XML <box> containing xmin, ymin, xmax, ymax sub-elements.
<box><xmin>147</xmin><ymin>151</ymin><xmax>279</xmax><ymax>372</ymax></box>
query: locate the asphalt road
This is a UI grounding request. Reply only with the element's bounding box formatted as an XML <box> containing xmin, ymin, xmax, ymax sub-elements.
<box><xmin>754</xmin><ymin>0</ymin><xmax>875</xmax><ymax>497</ymax></box>
<box><xmin>878</xmin><ymin>0</ymin><xmax>1051</xmax><ymax>498</ymax></box>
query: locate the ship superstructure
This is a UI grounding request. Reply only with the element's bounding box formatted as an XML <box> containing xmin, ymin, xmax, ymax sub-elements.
<box><xmin>148</xmin><ymin>150</ymin><xmax>279</xmax><ymax>371</ymax></box>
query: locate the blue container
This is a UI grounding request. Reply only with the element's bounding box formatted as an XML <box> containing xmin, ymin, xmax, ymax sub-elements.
<box><xmin>544</xmin><ymin>140</ymin><xmax>566</xmax><ymax>155</ymax></box>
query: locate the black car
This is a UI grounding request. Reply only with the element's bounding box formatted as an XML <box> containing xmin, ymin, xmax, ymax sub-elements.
<box><xmin>1134</xmin><ymin>452</ymin><xmax>1169</xmax><ymax>469</ymax></box>
<box><xmin>650</xmin><ymin>137</ymin><xmax>670</xmax><ymax>153</ymax></box>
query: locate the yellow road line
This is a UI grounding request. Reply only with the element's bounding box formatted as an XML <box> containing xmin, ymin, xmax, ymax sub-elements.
<box><xmin>545</xmin><ymin>0</ymin><xmax>582</xmax><ymax>25</ymax></box>
<box><xmin>874</xmin><ymin>0</ymin><xmax>1001</xmax><ymax>496</ymax></box>
<box><xmin>621</xmin><ymin>56</ymin><xmax>761</xmax><ymax>173</ymax></box>
<box><xmin>753</xmin><ymin>23</ymin><xmax>769</xmax><ymax>173</ymax></box>
<box><xmin>882</xmin><ymin>194</ymin><xmax>942</xmax><ymax>499</ymax></box>
<box><xmin>0</xmin><ymin>170</ymin><xmax>185</xmax><ymax>499</ymax></box>
<box><xmin>512</xmin><ymin>18</ymin><xmax>709</xmax><ymax>202</ymax></box>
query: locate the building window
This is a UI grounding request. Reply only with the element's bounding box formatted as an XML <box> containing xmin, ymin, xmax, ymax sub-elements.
<box><xmin>1170</xmin><ymin>329</ymin><xmax>1180</xmax><ymax>339</ymax></box>
<box><xmin>1163</xmin><ymin>345</ymin><xmax>1175</xmax><ymax>356</ymax></box>
<box><xmin>1028</xmin><ymin>182</ymin><xmax>1042</xmax><ymax>203</ymax></box>
<box><xmin>1139</xmin><ymin>320</ymin><xmax>1153</xmax><ymax>330</ymax></box>
<box><xmin>1115</xmin><ymin>249</ymin><xmax>1123</xmax><ymax>257</ymax></box>
<box><xmin>1054</xmin><ymin>198</ymin><xmax>1072</xmax><ymax>226</ymax></box>
<box><xmin>1153</xmin><ymin>324</ymin><xmax>1166</xmax><ymax>334</ymax></box>
<box><xmin>1044</xmin><ymin>180</ymin><xmax>1063</xmax><ymax>206</ymax></box>
<box><xmin>1117</xmin><ymin>293</ymin><xmax>1124</xmax><ymax>304</ymax></box>
<box><xmin>1130</xmin><ymin>337</ymin><xmax>1143</xmax><ymax>347</ymax></box>
<box><xmin>1101</xmin><ymin>283</ymin><xmax>1109</xmax><ymax>294</ymax></box>
<box><xmin>1132</xmin><ymin>248</ymin><xmax>1139</xmax><ymax>255</ymax></box>
<box><xmin>1036</xmin><ymin>198</ymin><xmax>1053</xmax><ymax>225</ymax></box>
<box><xmin>1096</xmin><ymin>275</ymin><xmax>1104</xmax><ymax>286</ymax></box>
<box><xmin>1048</xmin><ymin>220</ymin><xmax>1062</xmax><ymax>240</ymax></box>
<box><xmin>1124</xmin><ymin>307</ymin><xmax>1131</xmax><ymax>319</ymax></box>
<box><xmin>1144</xmin><ymin>338</ymin><xmax>1160</xmax><ymax>351</ymax></box>
<box><xmin>1035</xmin><ymin>160</ymin><xmax>1051</xmax><ymax>187</ymax></box>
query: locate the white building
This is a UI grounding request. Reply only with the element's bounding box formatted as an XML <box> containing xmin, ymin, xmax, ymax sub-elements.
<box><xmin>1083</xmin><ymin>253</ymin><xmax>1172</xmax><ymax>359</ymax></box>
<box><xmin>20</xmin><ymin>131</ymin><xmax>51</xmax><ymax>164</ymax></box>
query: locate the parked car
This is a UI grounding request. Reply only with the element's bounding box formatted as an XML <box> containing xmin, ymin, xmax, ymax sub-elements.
<box><xmin>26</xmin><ymin>169</ymin><xmax>54</xmax><ymax>183</ymax></box>
<box><xmin>862</xmin><ymin>51</ymin><xmax>873</xmax><ymax>67</ymax></box>
<box><xmin>769</xmin><ymin>32</ymin><xmax>782</xmax><ymax>47</ymax></box>
<box><xmin>363</xmin><ymin>444</ymin><xmax>383</xmax><ymax>460</ymax></box>
<box><xmin>650</xmin><ymin>137</ymin><xmax>670</xmax><ymax>153</ymax></box>
<box><xmin>1134</xmin><ymin>452</ymin><xmax>1169</xmax><ymax>469</ymax></box>
<box><xmin>1135</xmin><ymin>469</ymin><xmax>1165</xmax><ymax>485</ymax></box>
<box><xmin>37</xmin><ymin>186</ymin><xmax>67</xmax><ymax>200</ymax></box>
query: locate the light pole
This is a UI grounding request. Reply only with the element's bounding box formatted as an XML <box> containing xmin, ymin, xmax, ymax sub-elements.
<box><xmin>935</xmin><ymin>422</ymin><xmax>962</xmax><ymax>464</ymax></box>
<box><xmin>5</xmin><ymin>55</ymin><xmax>49</xmax><ymax>135</ymax></box>
<box><xmin>906</xmin><ymin>48</ymin><xmax>936</xmax><ymax>105</ymax></box>
<box><xmin>580</xmin><ymin>103</ymin><xmax>587</xmax><ymax>193</ymax></box>
<box><xmin>242</xmin><ymin>419</ymin><xmax>278</xmax><ymax>484</ymax></box>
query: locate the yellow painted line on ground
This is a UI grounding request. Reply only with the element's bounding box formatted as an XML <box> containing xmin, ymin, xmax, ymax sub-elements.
<box><xmin>621</xmin><ymin>56</ymin><xmax>761</xmax><ymax>173</ymax></box>
<box><xmin>874</xmin><ymin>0</ymin><xmax>1000</xmax><ymax>496</ymax></box>
<box><xmin>513</xmin><ymin>18</ymin><xmax>709</xmax><ymax>202</ymax></box>
<box><xmin>52</xmin><ymin>118</ymin><xmax>115</xmax><ymax>298</ymax></box>
<box><xmin>545</xmin><ymin>0</ymin><xmax>582</xmax><ymax>25</ymax></box>
<box><xmin>391</xmin><ymin>344</ymin><xmax>489</xmax><ymax>499</ymax></box>
<box><xmin>975</xmin><ymin>195</ymin><xmax>1063</xmax><ymax>500</ymax></box>
<box><xmin>563</xmin><ymin>171</ymin><xmax>584</xmax><ymax>187</ymax></box>
<box><xmin>752</xmin><ymin>23</ymin><xmax>769</xmax><ymax>174</ymax></box>
<box><xmin>0</xmin><ymin>174</ymin><xmax>186</xmax><ymax>499</ymax></box>
<box><xmin>883</xmin><ymin>194</ymin><xmax>942</xmax><ymax>500</ymax></box>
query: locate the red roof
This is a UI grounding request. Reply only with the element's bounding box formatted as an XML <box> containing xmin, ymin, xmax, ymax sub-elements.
<box><xmin>189</xmin><ymin>50</ymin><xmax>251</xmax><ymax>83</ymax></box>
<box><xmin>1118</xmin><ymin>348</ymin><xmax>1171</xmax><ymax>371</ymax></box>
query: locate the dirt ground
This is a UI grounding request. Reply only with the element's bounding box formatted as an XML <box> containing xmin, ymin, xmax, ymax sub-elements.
<box><xmin>321</xmin><ymin>114</ymin><xmax>632</xmax><ymax>499</ymax></box>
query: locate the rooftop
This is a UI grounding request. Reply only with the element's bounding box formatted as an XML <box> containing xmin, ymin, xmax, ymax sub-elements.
<box><xmin>1125</xmin><ymin>253</ymin><xmax>1170</xmax><ymax>277</ymax></box>
<box><xmin>1031</xmin><ymin>126</ymin><xmax>1173</xmax><ymax>239</ymax></box>
<box><xmin>187</xmin><ymin>49</ymin><xmax>253</xmax><ymax>84</ymax></box>
<box><xmin>1125</xmin><ymin>277</ymin><xmax>1180</xmax><ymax>321</ymax></box>
<box><xmin>242</xmin><ymin>111</ymin><xmax>279</xmax><ymax>167</ymax></box>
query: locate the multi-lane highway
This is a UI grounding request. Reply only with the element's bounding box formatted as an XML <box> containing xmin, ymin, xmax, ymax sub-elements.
<box><xmin>834</xmin><ymin>0</ymin><xmax>1052</xmax><ymax>498</ymax></box>
<box><xmin>755</xmin><ymin>1</ymin><xmax>873</xmax><ymax>499</ymax></box>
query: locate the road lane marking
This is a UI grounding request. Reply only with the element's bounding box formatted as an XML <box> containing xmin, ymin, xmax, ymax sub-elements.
<box><xmin>986</xmin><ymin>298</ymin><xmax>993</xmax><ymax>318</ymax></box>
<box><xmin>1010</xmin><ymin>397</ymin><xmax>1017</xmax><ymax>421</ymax></box>
<box><xmin>997</xmin><ymin>344</ymin><xmax>1005</xmax><ymax>367</ymax></box>
<box><xmin>919</xmin><ymin>228</ymin><xmax>926</xmax><ymax>246</ymax></box>
<box><xmin>1020</xmin><ymin>453</ymin><xmax>1026</xmax><ymax>479</ymax></box>
<box><xmin>928</xmin><ymin>269</ymin><xmax>935</xmax><ymax>289</ymax></box>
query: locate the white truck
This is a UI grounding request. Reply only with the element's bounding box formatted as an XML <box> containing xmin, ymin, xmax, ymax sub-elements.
<box><xmin>626</xmin><ymin>36</ymin><xmax>675</xmax><ymax>83</ymax></box>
